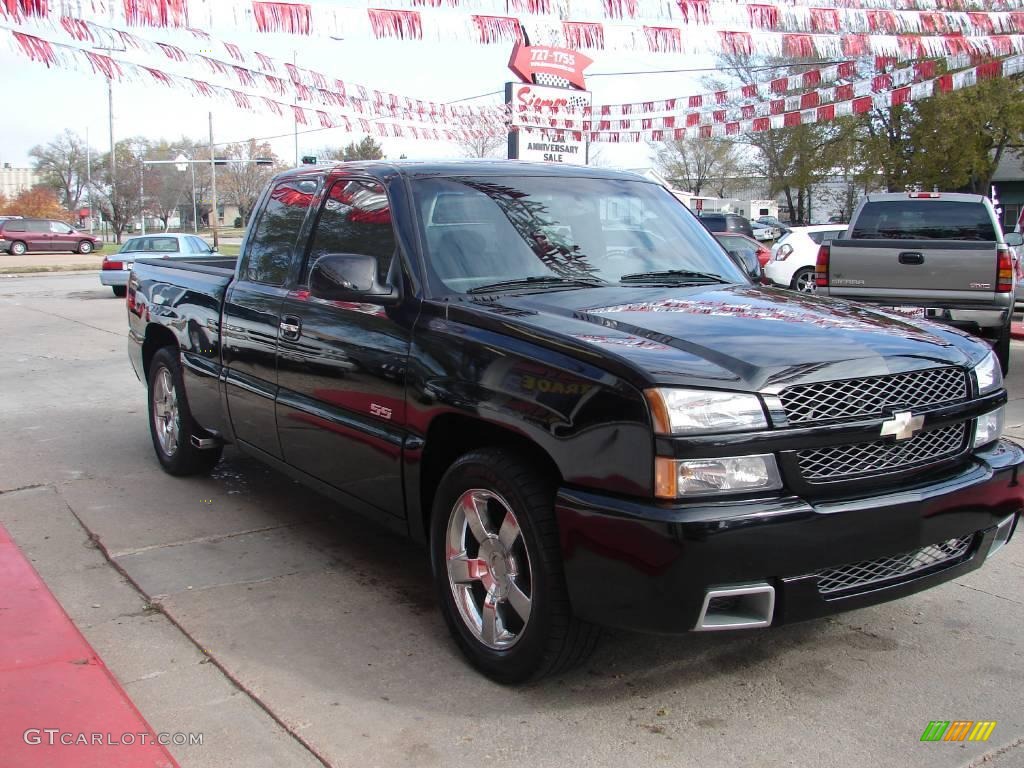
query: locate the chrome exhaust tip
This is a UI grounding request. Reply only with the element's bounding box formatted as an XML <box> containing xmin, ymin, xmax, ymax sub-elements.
<box><xmin>191</xmin><ymin>435</ymin><xmax>219</xmax><ymax>450</ymax></box>
<box><xmin>987</xmin><ymin>513</ymin><xmax>1018</xmax><ymax>559</ymax></box>
<box><xmin>695</xmin><ymin>583</ymin><xmax>775</xmax><ymax>631</ymax></box>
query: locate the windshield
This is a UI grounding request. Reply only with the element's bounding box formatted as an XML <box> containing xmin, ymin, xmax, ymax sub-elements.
<box><xmin>412</xmin><ymin>176</ymin><xmax>747</xmax><ymax>294</ymax></box>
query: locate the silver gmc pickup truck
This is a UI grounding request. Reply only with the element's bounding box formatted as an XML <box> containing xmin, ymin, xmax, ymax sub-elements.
<box><xmin>819</xmin><ymin>192</ymin><xmax>1015</xmax><ymax>372</ymax></box>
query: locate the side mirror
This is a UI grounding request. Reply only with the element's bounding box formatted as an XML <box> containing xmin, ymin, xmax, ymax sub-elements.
<box><xmin>728</xmin><ymin>249</ymin><xmax>761</xmax><ymax>281</ymax></box>
<box><xmin>309</xmin><ymin>253</ymin><xmax>398</xmax><ymax>304</ymax></box>
<box><xmin>1005</xmin><ymin>232</ymin><xmax>1023</xmax><ymax>247</ymax></box>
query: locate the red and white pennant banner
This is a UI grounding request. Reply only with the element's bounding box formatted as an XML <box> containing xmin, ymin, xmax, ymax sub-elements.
<box><xmin>514</xmin><ymin>55</ymin><xmax>975</xmax><ymax>130</ymax></box>
<box><xmin>13</xmin><ymin>12</ymin><xmax>510</xmax><ymax>124</ymax></box>
<box><xmin>528</xmin><ymin>54</ymin><xmax>1024</xmax><ymax>142</ymax></box>
<box><xmin>7</xmin><ymin>2</ymin><xmax>1024</xmax><ymax>56</ymax></box>
<box><xmin>3</xmin><ymin>25</ymin><xmax>509</xmax><ymax>140</ymax></box>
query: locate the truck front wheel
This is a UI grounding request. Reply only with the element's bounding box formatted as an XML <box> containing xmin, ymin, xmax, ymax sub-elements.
<box><xmin>430</xmin><ymin>448</ymin><xmax>599</xmax><ymax>683</ymax></box>
<box><xmin>147</xmin><ymin>347</ymin><xmax>222</xmax><ymax>476</ymax></box>
<box><xmin>995</xmin><ymin>323</ymin><xmax>1011</xmax><ymax>374</ymax></box>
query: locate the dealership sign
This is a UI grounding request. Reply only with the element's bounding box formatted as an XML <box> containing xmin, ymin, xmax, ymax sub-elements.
<box><xmin>507</xmin><ymin>43</ymin><xmax>592</xmax><ymax>90</ymax></box>
<box><xmin>507</xmin><ymin>83</ymin><xmax>592</xmax><ymax>166</ymax></box>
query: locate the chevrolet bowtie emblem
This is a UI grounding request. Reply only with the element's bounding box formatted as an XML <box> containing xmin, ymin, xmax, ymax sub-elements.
<box><xmin>880</xmin><ymin>410</ymin><xmax>925</xmax><ymax>441</ymax></box>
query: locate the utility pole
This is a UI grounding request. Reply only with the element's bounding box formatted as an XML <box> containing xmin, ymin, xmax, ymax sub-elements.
<box><xmin>293</xmin><ymin>50</ymin><xmax>299</xmax><ymax>167</ymax></box>
<box><xmin>107</xmin><ymin>73</ymin><xmax>115</xmax><ymax>242</ymax></box>
<box><xmin>86</xmin><ymin>127</ymin><xmax>93</xmax><ymax>233</ymax></box>
<box><xmin>209</xmin><ymin>111</ymin><xmax>219</xmax><ymax>249</ymax></box>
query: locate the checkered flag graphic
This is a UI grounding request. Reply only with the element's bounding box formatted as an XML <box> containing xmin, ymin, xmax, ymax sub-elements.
<box><xmin>534</xmin><ymin>73</ymin><xmax>572</xmax><ymax>88</ymax></box>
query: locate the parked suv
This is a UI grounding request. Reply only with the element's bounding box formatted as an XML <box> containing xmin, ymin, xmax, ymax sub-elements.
<box><xmin>0</xmin><ymin>218</ymin><xmax>102</xmax><ymax>255</ymax></box>
<box><xmin>698</xmin><ymin>212</ymin><xmax>755</xmax><ymax>238</ymax></box>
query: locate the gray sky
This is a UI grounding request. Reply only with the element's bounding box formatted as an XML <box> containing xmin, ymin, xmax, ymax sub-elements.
<box><xmin>0</xmin><ymin>25</ymin><xmax>714</xmax><ymax>170</ymax></box>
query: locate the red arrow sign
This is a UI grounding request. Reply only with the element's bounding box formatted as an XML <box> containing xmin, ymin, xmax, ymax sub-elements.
<box><xmin>508</xmin><ymin>43</ymin><xmax>593</xmax><ymax>90</ymax></box>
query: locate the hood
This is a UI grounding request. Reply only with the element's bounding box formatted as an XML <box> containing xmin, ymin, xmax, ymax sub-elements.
<box><xmin>459</xmin><ymin>284</ymin><xmax>988</xmax><ymax>391</ymax></box>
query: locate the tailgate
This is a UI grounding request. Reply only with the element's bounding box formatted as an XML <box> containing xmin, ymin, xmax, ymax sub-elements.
<box><xmin>826</xmin><ymin>239</ymin><xmax>997</xmax><ymax>306</ymax></box>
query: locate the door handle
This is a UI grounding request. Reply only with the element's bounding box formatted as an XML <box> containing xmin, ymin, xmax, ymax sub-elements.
<box><xmin>279</xmin><ymin>315</ymin><xmax>302</xmax><ymax>340</ymax></box>
<box><xmin>898</xmin><ymin>251</ymin><xmax>924</xmax><ymax>265</ymax></box>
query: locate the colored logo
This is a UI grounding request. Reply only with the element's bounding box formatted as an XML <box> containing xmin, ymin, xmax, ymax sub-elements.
<box><xmin>920</xmin><ymin>721</ymin><xmax>996</xmax><ymax>742</ymax></box>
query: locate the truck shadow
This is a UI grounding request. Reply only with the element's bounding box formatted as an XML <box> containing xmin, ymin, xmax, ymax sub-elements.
<box><xmin>168</xmin><ymin>447</ymin><xmax>901</xmax><ymax>719</ymax></box>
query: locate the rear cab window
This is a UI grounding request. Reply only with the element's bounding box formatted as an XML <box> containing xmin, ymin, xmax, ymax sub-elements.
<box><xmin>851</xmin><ymin>201</ymin><xmax>996</xmax><ymax>241</ymax></box>
<box><xmin>243</xmin><ymin>178</ymin><xmax>319</xmax><ymax>285</ymax></box>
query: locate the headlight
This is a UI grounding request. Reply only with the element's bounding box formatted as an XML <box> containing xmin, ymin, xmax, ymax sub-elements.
<box><xmin>974</xmin><ymin>407</ymin><xmax>1005</xmax><ymax>448</ymax></box>
<box><xmin>655</xmin><ymin>454</ymin><xmax>783</xmax><ymax>498</ymax></box>
<box><xmin>774</xmin><ymin>244</ymin><xmax>793</xmax><ymax>260</ymax></box>
<box><xmin>645</xmin><ymin>389</ymin><xmax>768</xmax><ymax>435</ymax></box>
<box><xmin>973</xmin><ymin>350</ymin><xmax>1002</xmax><ymax>395</ymax></box>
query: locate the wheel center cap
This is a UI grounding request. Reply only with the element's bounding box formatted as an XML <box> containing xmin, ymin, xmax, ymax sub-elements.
<box><xmin>479</xmin><ymin>539</ymin><xmax>512</xmax><ymax>596</ymax></box>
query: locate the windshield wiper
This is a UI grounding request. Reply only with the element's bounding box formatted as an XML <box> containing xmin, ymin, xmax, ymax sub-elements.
<box><xmin>619</xmin><ymin>269</ymin><xmax>728</xmax><ymax>284</ymax></box>
<box><xmin>467</xmin><ymin>276</ymin><xmax>606</xmax><ymax>294</ymax></box>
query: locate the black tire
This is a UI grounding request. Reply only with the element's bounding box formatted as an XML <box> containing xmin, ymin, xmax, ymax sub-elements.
<box><xmin>78</xmin><ymin>240</ymin><xmax>94</xmax><ymax>254</ymax></box>
<box><xmin>147</xmin><ymin>347</ymin><xmax>222</xmax><ymax>476</ymax></box>
<box><xmin>430</xmin><ymin>448</ymin><xmax>599</xmax><ymax>684</ymax></box>
<box><xmin>791</xmin><ymin>267</ymin><xmax>816</xmax><ymax>293</ymax></box>
<box><xmin>112</xmin><ymin>285</ymin><xmax>127</xmax><ymax>298</ymax></box>
<box><xmin>995</xmin><ymin>324</ymin><xmax>1011</xmax><ymax>375</ymax></box>
<box><xmin>9</xmin><ymin>241</ymin><xmax>26</xmax><ymax>256</ymax></box>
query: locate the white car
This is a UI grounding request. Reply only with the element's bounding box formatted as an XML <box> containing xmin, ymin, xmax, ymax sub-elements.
<box><xmin>764</xmin><ymin>225</ymin><xmax>848</xmax><ymax>292</ymax></box>
<box><xmin>751</xmin><ymin>222</ymin><xmax>780</xmax><ymax>241</ymax></box>
<box><xmin>100</xmin><ymin>233</ymin><xmax>217</xmax><ymax>297</ymax></box>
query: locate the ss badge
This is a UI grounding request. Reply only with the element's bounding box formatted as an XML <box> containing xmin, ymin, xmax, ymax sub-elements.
<box><xmin>370</xmin><ymin>403</ymin><xmax>393</xmax><ymax>420</ymax></box>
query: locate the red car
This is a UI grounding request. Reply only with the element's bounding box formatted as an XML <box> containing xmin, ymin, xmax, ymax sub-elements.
<box><xmin>0</xmin><ymin>218</ymin><xmax>102</xmax><ymax>255</ymax></box>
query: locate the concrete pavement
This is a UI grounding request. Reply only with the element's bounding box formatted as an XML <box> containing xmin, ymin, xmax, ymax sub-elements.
<box><xmin>1</xmin><ymin>272</ymin><xmax>1022</xmax><ymax>768</ymax></box>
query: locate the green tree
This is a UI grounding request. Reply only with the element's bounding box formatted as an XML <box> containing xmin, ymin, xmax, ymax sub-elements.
<box><xmin>342</xmin><ymin>136</ymin><xmax>385</xmax><ymax>161</ymax></box>
<box><xmin>29</xmin><ymin>130</ymin><xmax>91</xmax><ymax>212</ymax></box>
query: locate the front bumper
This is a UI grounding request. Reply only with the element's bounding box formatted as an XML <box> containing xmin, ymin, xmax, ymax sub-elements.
<box><xmin>556</xmin><ymin>439</ymin><xmax>1023</xmax><ymax>634</ymax></box>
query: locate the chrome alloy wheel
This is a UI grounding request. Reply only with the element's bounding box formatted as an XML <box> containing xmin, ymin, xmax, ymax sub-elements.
<box><xmin>152</xmin><ymin>367</ymin><xmax>180</xmax><ymax>456</ymax></box>
<box><xmin>445</xmin><ymin>489</ymin><xmax>533</xmax><ymax>650</ymax></box>
<box><xmin>794</xmin><ymin>269</ymin><xmax>817</xmax><ymax>293</ymax></box>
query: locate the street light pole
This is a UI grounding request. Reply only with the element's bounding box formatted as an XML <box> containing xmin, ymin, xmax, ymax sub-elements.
<box><xmin>139</xmin><ymin>148</ymin><xmax>146</xmax><ymax>236</ymax></box>
<box><xmin>209</xmin><ymin>111</ymin><xmax>219</xmax><ymax>249</ymax></box>
<box><xmin>293</xmin><ymin>50</ymin><xmax>299</xmax><ymax>167</ymax></box>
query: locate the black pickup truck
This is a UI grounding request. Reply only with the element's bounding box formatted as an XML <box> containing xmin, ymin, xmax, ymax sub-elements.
<box><xmin>128</xmin><ymin>161</ymin><xmax>1022</xmax><ymax>683</ymax></box>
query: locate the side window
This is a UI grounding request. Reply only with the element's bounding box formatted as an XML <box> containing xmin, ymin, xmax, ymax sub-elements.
<box><xmin>50</xmin><ymin>221</ymin><xmax>72</xmax><ymax>234</ymax></box>
<box><xmin>821</xmin><ymin>230</ymin><xmax>842</xmax><ymax>243</ymax></box>
<box><xmin>303</xmin><ymin>179</ymin><xmax>395</xmax><ymax>284</ymax></box>
<box><xmin>27</xmin><ymin>221</ymin><xmax>48</xmax><ymax>233</ymax></box>
<box><xmin>189</xmin><ymin>236</ymin><xmax>212</xmax><ymax>254</ymax></box>
<box><xmin>4</xmin><ymin>221</ymin><xmax>26</xmax><ymax>232</ymax></box>
<box><xmin>244</xmin><ymin>179</ymin><xmax>317</xmax><ymax>285</ymax></box>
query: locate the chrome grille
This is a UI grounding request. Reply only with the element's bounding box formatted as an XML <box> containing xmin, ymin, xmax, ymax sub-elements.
<box><xmin>797</xmin><ymin>423</ymin><xmax>967</xmax><ymax>482</ymax></box>
<box><xmin>780</xmin><ymin>367</ymin><xmax>967</xmax><ymax>424</ymax></box>
<box><xmin>817</xmin><ymin>535</ymin><xmax>974</xmax><ymax>596</ymax></box>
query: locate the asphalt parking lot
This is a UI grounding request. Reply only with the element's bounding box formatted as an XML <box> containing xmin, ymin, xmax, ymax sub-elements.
<box><xmin>1</xmin><ymin>272</ymin><xmax>1023</xmax><ymax>768</ymax></box>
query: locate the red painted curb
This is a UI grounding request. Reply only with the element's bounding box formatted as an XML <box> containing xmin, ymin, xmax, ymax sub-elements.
<box><xmin>0</xmin><ymin>524</ymin><xmax>180</xmax><ymax>768</ymax></box>
<box><xmin>1012</xmin><ymin>321</ymin><xmax>1024</xmax><ymax>341</ymax></box>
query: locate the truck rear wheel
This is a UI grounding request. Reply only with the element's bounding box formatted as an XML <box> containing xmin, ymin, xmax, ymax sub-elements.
<box><xmin>430</xmin><ymin>448</ymin><xmax>599</xmax><ymax>684</ymax></box>
<box><xmin>147</xmin><ymin>347</ymin><xmax>222</xmax><ymax>476</ymax></box>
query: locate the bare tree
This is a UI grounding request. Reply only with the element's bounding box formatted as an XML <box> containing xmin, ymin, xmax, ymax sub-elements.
<box><xmin>29</xmin><ymin>129</ymin><xmax>91</xmax><ymax>212</ymax></box>
<box><xmin>218</xmin><ymin>140</ymin><xmax>280</xmax><ymax>226</ymax></box>
<box><xmin>653</xmin><ymin>135</ymin><xmax>740</xmax><ymax>196</ymax></box>
<box><xmin>93</xmin><ymin>139</ymin><xmax>144</xmax><ymax>242</ymax></box>
<box><xmin>457</xmin><ymin>133</ymin><xmax>506</xmax><ymax>159</ymax></box>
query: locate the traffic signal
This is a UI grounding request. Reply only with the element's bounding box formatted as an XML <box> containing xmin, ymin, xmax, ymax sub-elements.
<box><xmin>255</xmin><ymin>157</ymin><xmax>274</xmax><ymax>166</ymax></box>
<box><xmin>214</xmin><ymin>157</ymin><xmax>228</xmax><ymax>165</ymax></box>
<box><xmin>301</xmin><ymin>155</ymin><xmax>317</xmax><ymax>165</ymax></box>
